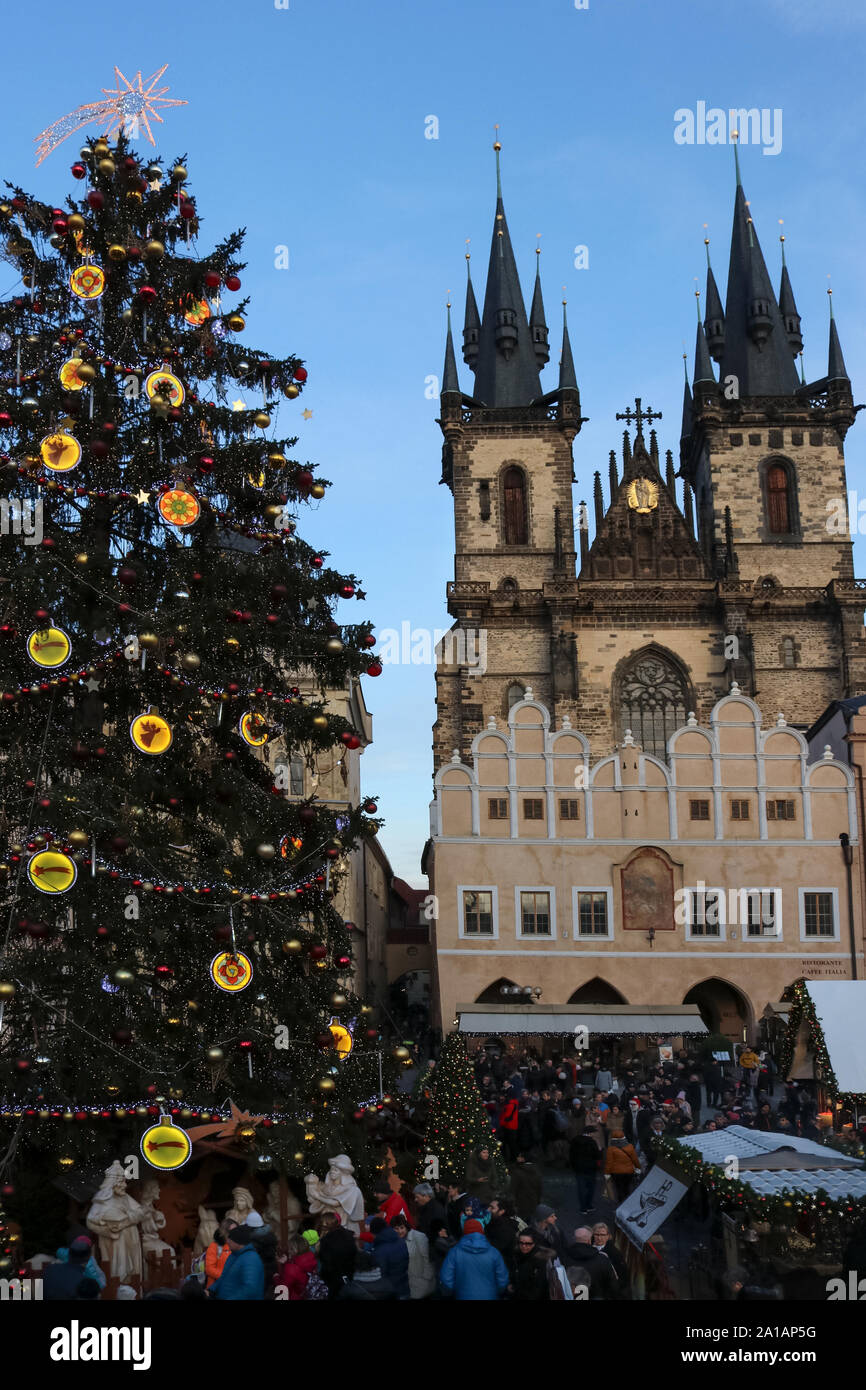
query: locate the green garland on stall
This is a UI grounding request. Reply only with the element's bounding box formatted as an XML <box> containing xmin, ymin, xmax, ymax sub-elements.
<box><xmin>778</xmin><ymin>980</ymin><xmax>866</xmax><ymax>1106</ymax></box>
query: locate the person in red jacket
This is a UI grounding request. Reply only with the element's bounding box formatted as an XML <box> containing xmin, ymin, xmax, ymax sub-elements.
<box><xmin>498</xmin><ymin>1093</ymin><xmax>520</xmax><ymax>1161</ymax></box>
<box><xmin>274</xmin><ymin>1233</ymin><xmax>318</xmax><ymax>1300</ymax></box>
<box><xmin>372</xmin><ymin>1181</ymin><xmax>413</xmax><ymax>1228</ymax></box>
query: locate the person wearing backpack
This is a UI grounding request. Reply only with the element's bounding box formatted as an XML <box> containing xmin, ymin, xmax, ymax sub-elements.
<box><xmin>273</xmin><ymin>1233</ymin><xmax>318</xmax><ymax>1300</ymax></box>
<box><xmin>337</xmin><ymin>1248</ymin><xmax>398</xmax><ymax>1300</ymax></box>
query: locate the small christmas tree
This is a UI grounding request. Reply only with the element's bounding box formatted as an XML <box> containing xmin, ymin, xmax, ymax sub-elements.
<box><xmin>419</xmin><ymin>1033</ymin><xmax>507</xmax><ymax>1188</ymax></box>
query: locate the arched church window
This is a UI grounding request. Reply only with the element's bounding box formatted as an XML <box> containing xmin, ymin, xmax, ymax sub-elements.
<box><xmin>781</xmin><ymin>636</ymin><xmax>797</xmax><ymax>669</ymax></box>
<box><xmin>507</xmin><ymin>683</ymin><xmax>525</xmax><ymax>709</ymax></box>
<box><xmin>503</xmin><ymin>467</ymin><xmax>528</xmax><ymax>545</ymax></box>
<box><xmin>617</xmin><ymin>651</ymin><xmax>690</xmax><ymax>759</ymax></box>
<box><xmin>767</xmin><ymin>463</ymin><xmax>793</xmax><ymax>534</ymax></box>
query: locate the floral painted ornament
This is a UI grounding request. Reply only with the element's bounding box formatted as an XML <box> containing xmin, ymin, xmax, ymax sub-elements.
<box><xmin>183</xmin><ymin>297</ymin><xmax>211</xmax><ymax>327</ymax></box>
<box><xmin>210</xmin><ymin>951</ymin><xmax>253</xmax><ymax>993</ymax></box>
<box><xmin>239</xmin><ymin>710</ymin><xmax>269</xmax><ymax>747</ymax></box>
<box><xmin>144</xmin><ymin>368</ymin><xmax>185</xmax><ymax>407</ymax></box>
<box><xmin>69</xmin><ymin>264</ymin><xmax>105</xmax><ymax>300</ymax></box>
<box><xmin>157</xmin><ymin>488</ymin><xmax>200</xmax><ymax>528</ymax></box>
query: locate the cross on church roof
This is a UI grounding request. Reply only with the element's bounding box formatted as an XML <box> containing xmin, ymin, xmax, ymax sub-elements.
<box><xmin>616</xmin><ymin>397</ymin><xmax>662</xmax><ymax>438</ymax></box>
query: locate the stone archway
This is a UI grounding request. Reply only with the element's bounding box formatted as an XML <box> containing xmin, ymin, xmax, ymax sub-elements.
<box><xmin>684</xmin><ymin>977</ymin><xmax>754</xmax><ymax>1044</ymax></box>
<box><xmin>475</xmin><ymin>977</ymin><xmax>519</xmax><ymax>1003</ymax></box>
<box><xmin>567</xmin><ymin>978</ymin><xmax>628</xmax><ymax>1005</ymax></box>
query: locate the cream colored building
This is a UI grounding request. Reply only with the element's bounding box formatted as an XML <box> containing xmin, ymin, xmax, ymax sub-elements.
<box><xmin>425</xmin><ymin>689</ymin><xmax>863</xmax><ymax>1041</ymax></box>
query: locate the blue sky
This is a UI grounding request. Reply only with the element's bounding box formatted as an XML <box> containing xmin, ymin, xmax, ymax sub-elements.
<box><xmin>5</xmin><ymin>0</ymin><xmax>866</xmax><ymax>883</ymax></box>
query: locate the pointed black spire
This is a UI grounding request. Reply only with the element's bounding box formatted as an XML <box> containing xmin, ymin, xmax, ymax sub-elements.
<box><xmin>622</xmin><ymin>429</ymin><xmax>631</xmax><ymax>474</ymax></box>
<box><xmin>665</xmin><ymin>449</ymin><xmax>676</xmax><ymax>495</ymax></box>
<box><xmin>462</xmin><ymin>249</ymin><xmax>480</xmax><ymax>369</ymax></box>
<box><xmin>777</xmin><ymin>232</ymin><xmax>803</xmax><ymax>357</ymax></box>
<box><xmin>649</xmin><ymin>428</ymin><xmax>660</xmax><ymax>472</ymax></box>
<box><xmin>558</xmin><ymin>300</ymin><xmax>578</xmax><ymax>394</ymax></box>
<box><xmin>471</xmin><ymin>141</ymin><xmax>543</xmax><ymax>407</ymax></box>
<box><xmin>608</xmin><ymin>449</ymin><xmax>618</xmax><ymax>499</ymax></box>
<box><xmin>441</xmin><ymin>301</ymin><xmax>460</xmax><ymax>399</ymax></box>
<box><xmin>683</xmin><ymin>479</ymin><xmax>695</xmax><ymax>537</ymax></box>
<box><xmin>703</xmin><ymin>236</ymin><xmax>726</xmax><ymax>362</ymax></box>
<box><xmin>719</xmin><ymin>142</ymin><xmax>800</xmax><ymax>396</ymax></box>
<box><xmin>680</xmin><ymin>353</ymin><xmax>693</xmax><ymax>443</ymax></box>
<box><xmin>529</xmin><ymin>241</ymin><xmax>549</xmax><ymax>368</ymax></box>
<box><xmin>693</xmin><ymin>290</ymin><xmax>716</xmax><ymax>386</ymax></box>
<box><xmin>827</xmin><ymin>288</ymin><xmax>849</xmax><ymax>381</ymax></box>
<box><xmin>593</xmin><ymin>471</ymin><xmax>604</xmax><ymax>529</ymax></box>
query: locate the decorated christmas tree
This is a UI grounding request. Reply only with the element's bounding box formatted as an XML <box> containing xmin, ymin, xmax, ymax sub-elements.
<box><xmin>418</xmin><ymin>1034</ymin><xmax>507</xmax><ymax>1188</ymax></box>
<box><xmin>0</xmin><ymin>131</ymin><xmax>389</xmax><ymax>1196</ymax></box>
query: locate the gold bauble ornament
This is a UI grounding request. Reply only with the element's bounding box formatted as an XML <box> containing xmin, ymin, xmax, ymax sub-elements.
<box><xmin>121</xmin><ymin>308</ymin><xmax>134</xmax><ymax>323</ymax></box>
<box><xmin>144</xmin><ymin>240</ymin><xmax>165</xmax><ymax>260</ymax></box>
<box><xmin>171</xmin><ymin>164</ymin><xmax>188</xmax><ymax>181</ymax></box>
<box><xmin>126</xmin><ymin>190</ymin><xmax>143</xmax><ymax>204</ymax></box>
<box><xmin>312</xmin><ymin>715</ymin><xmax>328</xmax><ymax>731</ymax></box>
<box><xmin>97</xmin><ymin>158</ymin><xmax>116</xmax><ymax>176</ymax></box>
<box><xmin>304</xmin><ymin>1131</ymin><xmax>315</xmax><ymax>1143</ymax></box>
<box><xmin>318</xmin><ymin>1078</ymin><xmax>336</xmax><ymax>1092</ymax></box>
<box><xmin>139</xmin><ymin>632</ymin><xmax>159</xmax><ymax>649</ymax></box>
<box><xmin>394</xmin><ymin>1046</ymin><xmax>411</xmax><ymax>1061</ymax></box>
<box><xmin>107</xmin><ymin>244</ymin><xmax>126</xmax><ymax>262</ymax></box>
<box><xmin>256</xmin><ymin>843</ymin><xmax>276</xmax><ymax>861</ymax></box>
<box><xmin>282</xmin><ymin>939</ymin><xmax>303</xmax><ymax>954</ymax></box>
<box><xmin>293</xmin><ymin>1151</ymin><xmax>305</xmax><ymax>1162</ymax></box>
<box><xmin>93</xmin><ymin>139</ymin><xmax>109</xmax><ymax>155</ymax></box>
<box><xmin>284</xmin><ymin>384</ymin><xmax>300</xmax><ymax>399</ymax></box>
<box><xmin>206</xmin><ymin>1047</ymin><xmax>224</xmax><ymax>1062</ymax></box>
<box><xmin>113</xmin><ymin>967</ymin><xmax>135</xmax><ymax>985</ymax></box>
<box><xmin>0</xmin><ymin>981</ymin><xmax>15</xmax><ymax>999</ymax></box>
<box><xmin>75</xmin><ymin>362</ymin><xmax>97</xmax><ymax>382</ymax></box>
<box><xmin>180</xmin><ymin>652</ymin><xmax>201</xmax><ymax>671</ymax></box>
<box><xmin>227</xmin><ymin>314</ymin><xmax>245</xmax><ymax>332</ymax></box>
<box><xmin>253</xmin><ymin>411</ymin><xmax>271</xmax><ymax>428</ymax></box>
<box><xmin>268</xmin><ymin>451</ymin><xmax>286</xmax><ymax>468</ymax></box>
<box><xmin>238</xmin><ymin>1124</ymin><xmax>257</xmax><ymax>1141</ymax></box>
<box><xmin>58</xmin><ymin>1156</ymin><xmax>75</xmax><ymax>1169</ymax></box>
<box><xmin>66</xmin><ymin>213</ymin><xmax>85</xmax><ymax>232</ymax></box>
<box><xmin>311</xmin><ymin>483</ymin><xmax>325</xmax><ymax>499</ymax></box>
<box><xmin>225</xmin><ymin>637</ymin><xmax>241</xmax><ymax>652</ymax></box>
<box><xmin>263</xmin><ymin>504</ymin><xmax>283</xmax><ymax>522</ymax></box>
<box><xmin>325</xmin><ymin>638</ymin><xmax>344</xmax><ymax>654</ymax></box>
<box><xmin>67</xmin><ymin>830</ymin><xmax>89</xmax><ymax>848</ymax></box>
<box><xmin>331</xmin><ymin>993</ymin><xmax>347</xmax><ymax>1008</ymax></box>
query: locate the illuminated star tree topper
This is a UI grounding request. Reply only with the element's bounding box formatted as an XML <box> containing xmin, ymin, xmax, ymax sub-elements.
<box><xmin>34</xmin><ymin>65</ymin><xmax>187</xmax><ymax>166</ymax></box>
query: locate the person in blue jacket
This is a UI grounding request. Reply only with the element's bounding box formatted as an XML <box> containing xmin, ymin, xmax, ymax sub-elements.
<box><xmin>209</xmin><ymin>1224</ymin><xmax>265</xmax><ymax>1300</ymax></box>
<box><xmin>439</xmin><ymin>1219</ymin><xmax>509</xmax><ymax>1301</ymax></box>
<box><xmin>369</xmin><ymin>1215</ymin><xmax>410</xmax><ymax>1299</ymax></box>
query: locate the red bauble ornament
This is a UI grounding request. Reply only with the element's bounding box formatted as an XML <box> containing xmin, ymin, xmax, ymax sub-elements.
<box><xmin>311</xmin><ymin>556</ymin><xmax>323</xmax><ymax>569</ymax></box>
<box><xmin>87</xmin><ymin>190</ymin><xmax>104</xmax><ymax>210</ymax></box>
<box><xmin>309</xmin><ymin>945</ymin><xmax>327</xmax><ymax>961</ymax></box>
<box><xmin>14</xmin><ymin>1059</ymin><xmax>31</xmax><ymax>1073</ymax></box>
<box><xmin>339</xmin><ymin>583</ymin><xmax>355</xmax><ymax>598</ymax></box>
<box><xmin>298</xmin><ymin>805</ymin><xmax>316</xmax><ymax>825</ymax></box>
<box><xmin>270</xmin><ymin>584</ymin><xmax>288</xmax><ymax>602</ymax></box>
<box><xmin>363</xmin><ymin>634</ymin><xmax>376</xmax><ymax>647</ymax></box>
<box><xmin>297</xmin><ymin>470</ymin><xmax>314</xmax><ymax>490</ymax></box>
<box><xmin>204</xmin><ymin>270</ymin><xmax>221</xmax><ymax>289</ymax></box>
<box><xmin>225</xmin><ymin>274</ymin><xmax>241</xmax><ymax>291</ymax></box>
<box><xmin>0</xmin><ymin>412</ymin><xmax>12</xmax><ymax>428</ymax></box>
<box><xmin>71</xmin><ymin>162</ymin><xmax>86</xmax><ymax>179</ymax></box>
<box><xmin>363</xmin><ymin>800</ymin><xmax>378</xmax><ymax>814</ymax></box>
<box><xmin>293</xmin><ymin>366</ymin><xmax>308</xmax><ymax>382</ymax></box>
<box><xmin>117</xmin><ymin>566</ymin><xmax>138</xmax><ymax>586</ymax></box>
<box><xmin>89</xmin><ymin>439</ymin><xmax>109</xmax><ymax>458</ymax></box>
<box><xmin>366</xmin><ymin>661</ymin><xmax>383</xmax><ymax>678</ymax></box>
<box><xmin>34</xmin><ymin>608</ymin><xmax>49</xmax><ymax>623</ymax></box>
<box><xmin>180</xmin><ymin>202</ymin><xmax>195</xmax><ymax>220</ymax></box>
<box><xmin>341</xmin><ymin>733</ymin><xmax>361</xmax><ymax>750</ymax></box>
<box><xmin>365</xmin><ymin>1028</ymin><xmax>378</xmax><ymax>1040</ymax></box>
<box><xmin>138</xmin><ymin>285</ymin><xmax>157</xmax><ymax>303</ymax></box>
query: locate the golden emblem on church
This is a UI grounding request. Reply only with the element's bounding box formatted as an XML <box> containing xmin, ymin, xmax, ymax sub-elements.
<box><xmin>626</xmin><ymin>477</ymin><xmax>659</xmax><ymax>513</ymax></box>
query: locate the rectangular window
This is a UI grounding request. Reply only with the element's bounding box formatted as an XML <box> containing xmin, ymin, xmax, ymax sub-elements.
<box><xmin>767</xmin><ymin>800</ymin><xmax>796</xmax><ymax>821</ymax></box>
<box><xmin>523</xmin><ymin>799</ymin><xmax>544</xmax><ymax>820</ymax></box>
<box><xmin>463</xmin><ymin>891</ymin><xmax>493</xmax><ymax>936</ymax></box>
<box><xmin>289</xmin><ymin>755</ymin><xmax>305</xmax><ymax>797</ymax></box>
<box><xmin>577</xmin><ymin>891</ymin><xmax>608</xmax><ymax>936</ymax></box>
<box><xmin>687</xmin><ymin>888</ymin><xmax>723</xmax><ymax>937</ymax></box>
<box><xmin>730</xmin><ymin>799</ymin><xmax>750</xmax><ymax>821</ymax></box>
<box><xmin>803</xmin><ymin>892</ymin><xmax>834</xmax><ymax>937</ymax></box>
<box><xmin>744</xmin><ymin>890</ymin><xmax>778</xmax><ymax>936</ymax></box>
<box><xmin>690</xmin><ymin>800</ymin><xmax>710</xmax><ymax>821</ymax></box>
<box><xmin>559</xmin><ymin>799</ymin><xmax>581</xmax><ymax>821</ymax></box>
<box><xmin>520</xmin><ymin>891</ymin><xmax>551</xmax><ymax>935</ymax></box>
<box><xmin>487</xmin><ymin>798</ymin><xmax>508</xmax><ymax>820</ymax></box>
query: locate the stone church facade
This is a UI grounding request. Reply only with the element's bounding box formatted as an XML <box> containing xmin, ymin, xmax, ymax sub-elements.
<box><xmin>425</xmin><ymin>143</ymin><xmax>866</xmax><ymax>1038</ymax></box>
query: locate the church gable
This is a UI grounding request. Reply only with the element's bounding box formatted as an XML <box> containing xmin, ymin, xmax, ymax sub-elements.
<box><xmin>583</xmin><ymin>433</ymin><xmax>709</xmax><ymax>584</ymax></box>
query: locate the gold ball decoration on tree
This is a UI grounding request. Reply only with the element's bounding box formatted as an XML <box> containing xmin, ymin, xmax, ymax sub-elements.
<box><xmin>180</xmin><ymin>652</ymin><xmax>200</xmax><ymax>671</ymax></box>
<box><xmin>67</xmin><ymin>830</ymin><xmax>89</xmax><ymax>848</ymax></box>
<box><xmin>256</xmin><ymin>843</ymin><xmax>276</xmax><ymax>861</ymax></box>
<box><xmin>0</xmin><ymin>982</ymin><xmax>15</xmax><ymax>999</ymax></box>
<box><xmin>282</xmin><ymin>939</ymin><xmax>302</xmax><ymax>954</ymax></box>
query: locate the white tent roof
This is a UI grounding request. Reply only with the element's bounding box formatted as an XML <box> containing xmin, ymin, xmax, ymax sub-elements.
<box><xmin>674</xmin><ymin>1126</ymin><xmax>866</xmax><ymax>1199</ymax></box>
<box><xmin>677</xmin><ymin>1125</ymin><xmax>861</xmax><ymax>1166</ymax></box>
<box><xmin>804</xmin><ymin>981</ymin><xmax>866</xmax><ymax>1094</ymax></box>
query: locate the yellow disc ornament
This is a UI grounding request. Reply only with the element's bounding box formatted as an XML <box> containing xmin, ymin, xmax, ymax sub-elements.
<box><xmin>27</xmin><ymin>849</ymin><xmax>78</xmax><ymax>895</ymax></box>
<box><xmin>157</xmin><ymin>489</ymin><xmax>200</xmax><ymax>528</ymax></box>
<box><xmin>246</xmin><ymin>468</ymin><xmax>265</xmax><ymax>490</ymax></box>
<box><xmin>27</xmin><ymin>625</ymin><xmax>71</xmax><ymax>668</ymax></box>
<box><xmin>140</xmin><ymin>1115</ymin><xmax>192</xmax><ymax>1172</ymax></box>
<box><xmin>210</xmin><ymin>951</ymin><xmax>253</xmax><ymax>993</ymax></box>
<box><xmin>239</xmin><ymin>710</ymin><xmax>269</xmax><ymax>747</ymax></box>
<box><xmin>130</xmin><ymin>712</ymin><xmax>173</xmax><ymax>756</ymax></box>
<box><xmin>183</xmin><ymin>298</ymin><xmax>211</xmax><ymax>327</ymax></box>
<box><xmin>329</xmin><ymin>1020</ymin><xmax>354</xmax><ymax>1060</ymax></box>
<box><xmin>69</xmin><ymin>264</ymin><xmax>105</xmax><ymax>300</ymax></box>
<box><xmin>59</xmin><ymin>358</ymin><xmax>88</xmax><ymax>392</ymax></box>
<box><xmin>145</xmin><ymin>369</ymin><xmax>185</xmax><ymax>407</ymax></box>
<box><xmin>40</xmin><ymin>431</ymin><xmax>81</xmax><ymax>473</ymax></box>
